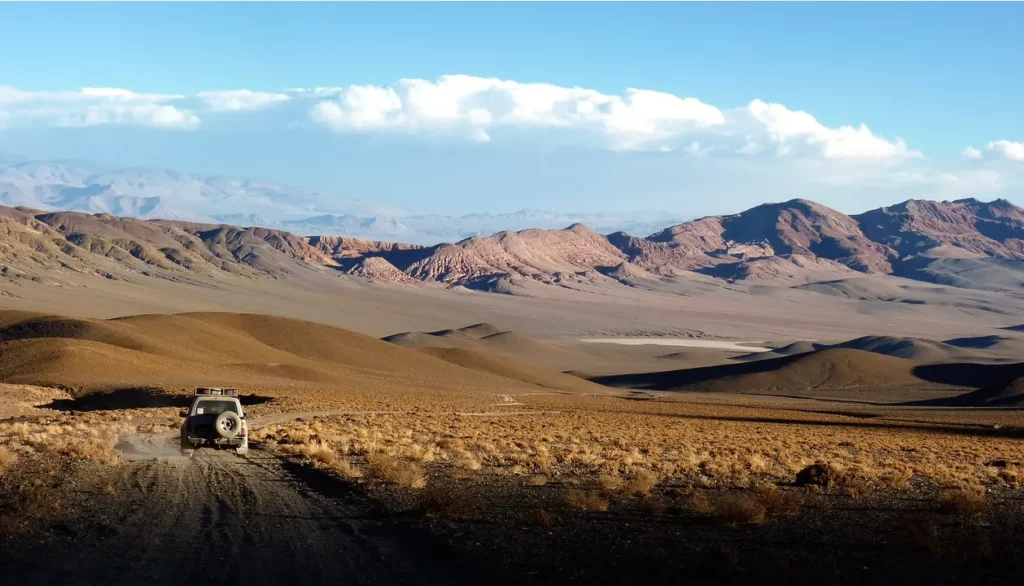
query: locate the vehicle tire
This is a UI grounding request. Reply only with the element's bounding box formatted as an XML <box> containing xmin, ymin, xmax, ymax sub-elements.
<box><xmin>236</xmin><ymin>444</ymin><xmax>248</xmax><ymax>456</ymax></box>
<box><xmin>215</xmin><ymin>411</ymin><xmax>242</xmax><ymax>439</ymax></box>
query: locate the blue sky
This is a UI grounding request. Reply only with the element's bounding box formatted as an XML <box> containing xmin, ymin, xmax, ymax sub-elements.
<box><xmin>0</xmin><ymin>2</ymin><xmax>1022</xmax><ymax>217</ymax></box>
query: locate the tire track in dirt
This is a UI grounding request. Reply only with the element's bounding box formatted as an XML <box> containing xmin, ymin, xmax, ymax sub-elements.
<box><xmin>6</xmin><ymin>444</ymin><xmax>467</xmax><ymax>586</ymax></box>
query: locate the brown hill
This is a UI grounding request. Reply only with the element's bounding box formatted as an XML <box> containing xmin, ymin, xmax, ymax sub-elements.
<box><xmin>699</xmin><ymin>254</ymin><xmax>856</xmax><ymax>284</ymax></box>
<box><xmin>307</xmin><ymin>235</ymin><xmax>426</xmax><ymax>260</ymax></box>
<box><xmin>853</xmin><ymin>198</ymin><xmax>1024</xmax><ymax>260</ymax></box>
<box><xmin>911</xmin><ymin>362</ymin><xmax>1024</xmax><ymax>406</ymax></box>
<box><xmin>593</xmin><ymin>348</ymin><xmax>933</xmax><ymax>393</ymax></box>
<box><xmin>643</xmin><ymin>199</ymin><xmax>894</xmax><ymax>274</ymax></box>
<box><xmin>832</xmin><ymin>335</ymin><xmax>970</xmax><ymax>362</ymax></box>
<box><xmin>944</xmin><ymin>335</ymin><xmax>1024</xmax><ymax>358</ymax></box>
<box><xmin>383</xmin><ymin>324</ymin><xmax>583</xmax><ymax>370</ymax></box>
<box><xmin>403</xmin><ymin>224</ymin><xmax>627</xmax><ymax>284</ymax></box>
<box><xmin>939</xmin><ymin>378</ymin><xmax>1024</xmax><ymax>407</ymax></box>
<box><xmin>0</xmin><ymin>311</ymin><xmax>596</xmax><ymax>396</ymax></box>
<box><xmin>344</xmin><ymin>257</ymin><xmax>412</xmax><ymax>282</ymax></box>
<box><xmin>415</xmin><ymin>347</ymin><xmax>607</xmax><ymax>394</ymax></box>
<box><xmin>0</xmin><ymin>197</ymin><xmax>1021</xmax><ymax>292</ymax></box>
<box><xmin>0</xmin><ymin>206</ymin><xmax>336</xmax><ymax>284</ymax></box>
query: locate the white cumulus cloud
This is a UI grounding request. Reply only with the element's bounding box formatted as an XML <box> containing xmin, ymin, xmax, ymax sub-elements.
<box><xmin>0</xmin><ymin>85</ymin><xmax>199</xmax><ymax>129</ymax></box>
<box><xmin>307</xmin><ymin>75</ymin><xmax>914</xmax><ymax>161</ymax></box>
<box><xmin>961</xmin><ymin>140</ymin><xmax>1024</xmax><ymax>162</ymax></box>
<box><xmin>961</xmin><ymin>145</ymin><xmax>983</xmax><ymax>159</ymax></box>
<box><xmin>197</xmin><ymin>90</ymin><xmax>290</xmax><ymax>112</ymax></box>
<box><xmin>309</xmin><ymin>74</ymin><xmax>726</xmax><ymax>151</ymax></box>
<box><xmin>986</xmin><ymin>140</ymin><xmax>1024</xmax><ymax>162</ymax></box>
<box><xmin>742</xmin><ymin>99</ymin><xmax>919</xmax><ymax>161</ymax></box>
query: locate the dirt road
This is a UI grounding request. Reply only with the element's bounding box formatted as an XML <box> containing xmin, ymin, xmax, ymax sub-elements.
<box><xmin>4</xmin><ymin>447</ymin><xmax>470</xmax><ymax>586</ymax></box>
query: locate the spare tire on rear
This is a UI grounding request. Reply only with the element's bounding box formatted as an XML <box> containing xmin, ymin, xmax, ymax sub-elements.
<box><xmin>215</xmin><ymin>411</ymin><xmax>242</xmax><ymax>439</ymax></box>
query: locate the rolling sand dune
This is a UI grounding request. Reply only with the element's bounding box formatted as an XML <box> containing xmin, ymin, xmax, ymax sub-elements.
<box><xmin>944</xmin><ymin>335</ymin><xmax>1024</xmax><ymax>356</ymax></box>
<box><xmin>735</xmin><ymin>334</ymin><xmax>1015</xmax><ymax>363</ymax></box>
<box><xmin>0</xmin><ymin>311</ymin><xmax>606</xmax><ymax>396</ymax></box>
<box><xmin>593</xmin><ymin>348</ymin><xmax>947</xmax><ymax>393</ymax></box>
<box><xmin>415</xmin><ymin>347</ymin><xmax>609</xmax><ymax>394</ymax></box>
<box><xmin>913</xmin><ymin>362</ymin><xmax>1024</xmax><ymax>406</ymax></box>
<box><xmin>385</xmin><ymin>323</ymin><xmax>587</xmax><ymax>371</ymax></box>
<box><xmin>831</xmin><ymin>335</ymin><xmax>974</xmax><ymax>362</ymax></box>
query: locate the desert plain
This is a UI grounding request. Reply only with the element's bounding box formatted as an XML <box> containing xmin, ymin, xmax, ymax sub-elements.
<box><xmin>0</xmin><ymin>199</ymin><xmax>1023</xmax><ymax>585</ymax></box>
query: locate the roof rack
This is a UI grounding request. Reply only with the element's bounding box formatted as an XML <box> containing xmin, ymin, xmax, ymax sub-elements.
<box><xmin>195</xmin><ymin>387</ymin><xmax>239</xmax><ymax>397</ymax></box>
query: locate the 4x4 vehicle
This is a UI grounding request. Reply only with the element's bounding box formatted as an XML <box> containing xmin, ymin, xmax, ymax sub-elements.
<box><xmin>179</xmin><ymin>388</ymin><xmax>249</xmax><ymax>457</ymax></box>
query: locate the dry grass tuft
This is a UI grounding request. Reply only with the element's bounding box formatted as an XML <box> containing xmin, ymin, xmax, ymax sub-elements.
<box><xmin>367</xmin><ymin>452</ymin><xmax>428</xmax><ymax>489</ymax></box>
<box><xmin>715</xmin><ymin>492</ymin><xmax>767</xmax><ymax>526</ymax></box>
<box><xmin>0</xmin><ymin>446</ymin><xmax>16</xmax><ymax>477</ymax></box>
<box><xmin>293</xmin><ymin>442</ymin><xmax>338</xmax><ymax>468</ymax></box>
<box><xmin>334</xmin><ymin>457</ymin><xmax>363</xmax><ymax>479</ymax></box>
<box><xmin>751</xmin><ymin>483</ymin><xmax>802</xmax><ymax>517</ymax></box>
<box><xmin>683</xmin><ymin>491</ymin><xmax>715</xmax><ymax>515</ymax></box>
<box><xmin>598</xmin><ymin>472</ymin><xmax>624</xmax><ymax>492</ymax></box>
<box><xmin>565</xmin><ymin>489</ymin><xmax>609</xmax><ymax>512</ymax></box>
<box><xmin>837</xmin><ymin>479</ymin><xmax>872</xmax><ymax>499</ymax></box>
<box><xmin>623</xmin><ymin>469</ymin><xmax>659</xmax><ymax>497</ymax></box>
<box><xmin>935</xmin><ymin>489</ymin><xmax>986</xmax><ymax>516</ymax></box>
<box><xmin>527</xmin><ymin>474</ymin><xmax>549</xmax><ymax>486</ymax></box>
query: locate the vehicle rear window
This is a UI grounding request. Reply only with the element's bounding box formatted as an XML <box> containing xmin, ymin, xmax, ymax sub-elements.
<box><xmin>193</xmin><ymin>400</ymin><xmax>239</xmax><ymax>416</ymax></box>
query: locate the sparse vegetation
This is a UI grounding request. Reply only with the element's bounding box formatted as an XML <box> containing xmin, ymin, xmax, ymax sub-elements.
<box><xmin>751</xmin><ymin>483</ymin><xmax>802</xmax><ymax>516</ymax></box>
<box><xmin>936</xmin><ymin>489</ymin><xmax>986</xmax><ymax>515</ymax></box>
<box><xmin>623</xmin><ymin>469</ymin><xmax>658</xmax><ymax>497</ymax></box>
<box><xmin>565</xmin><ymin>489</ymin><xmax>609</xmax><ymax>512</ymax></box>
<box><xmin>0</xmin><ymin>446</ymin><xmax>16</xmax><ymax>477</ymax></box>
<box><xmin>366</xmin><ymin>452</ymin><xmax>428</xmax><ymax>489</ymax></box>
<box><xmin>715</xmin><ymin>493</ymin><xmax>767</xmax><ymax>525</ymax></box>
<box><xmin>598</xmin><ymin>472</ymin><xmax>624</xmax><ymax>492</ymax></box>
<box><xmin>683</xmin><ymin>491</ymin><xmax>715</xmax><ymax>515</ymax></box>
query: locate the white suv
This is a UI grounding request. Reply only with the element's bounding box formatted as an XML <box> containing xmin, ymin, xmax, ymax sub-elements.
<box><xmin>179</xmin><ymin>388</ymin><xmax>249</xmax><ymax>457</ymax></box>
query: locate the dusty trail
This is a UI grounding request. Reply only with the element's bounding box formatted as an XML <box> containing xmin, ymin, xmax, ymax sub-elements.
<box><xmin>5</xmin><ymin>446</ymin><xmax>468</xmax><ymax>586</ymax></box>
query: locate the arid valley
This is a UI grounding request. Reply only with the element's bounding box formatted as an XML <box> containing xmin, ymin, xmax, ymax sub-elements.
<box><xmin>0</xmin><ymin>193</ymin><xmax>1021</xmax><ymax>585</ymax></box>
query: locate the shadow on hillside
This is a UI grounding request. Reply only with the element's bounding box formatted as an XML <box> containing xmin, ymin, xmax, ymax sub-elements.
<box><xmin>593</xmin><ymin>350</ymin><xmax>1023</xmax><ymax>395</ymax></box>
<box><xmin>591</xmin><ymin>353</ymin><xmax>809</xmax><ymax>390</ymax></box>
<box><xmin>42</xmin><ymin>388</ymin><xmax>274</xmax><ymax>412</ymax></box>
<box><xmin>911</xmin><ymin>362</ymin><xmax>1024</xmax><ymax>388</ymax></box>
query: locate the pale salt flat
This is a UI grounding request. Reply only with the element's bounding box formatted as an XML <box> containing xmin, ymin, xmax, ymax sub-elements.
<box><xmin>579</xmin><ymin>338</ymin><xmax>770</xmax><ymax>352</ymax></box>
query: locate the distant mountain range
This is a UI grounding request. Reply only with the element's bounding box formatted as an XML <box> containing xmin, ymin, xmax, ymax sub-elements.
<box><xmin>0</xmin><ymin>194</ymin><xmax>1019</xmax><ymax>295</ymax></box>
<box><xmin>329</xmin><ymin>197</ymin><xmax>1024</xmax><ymax>291</ymax></box>
<box><xmin>0</xmin><ymin>159</ymin><xmax>681</xmax><ymax>244</ymax></box>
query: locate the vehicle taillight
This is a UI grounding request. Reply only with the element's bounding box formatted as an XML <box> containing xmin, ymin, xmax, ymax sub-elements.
<box><xmin>240</xmin><ymin>427</ymin><xmax>247</xmax><ymax>436</ymax></box>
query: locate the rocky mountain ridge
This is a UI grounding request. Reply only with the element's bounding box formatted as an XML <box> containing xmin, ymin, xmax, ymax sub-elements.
<box><xmin>0</xmin><ymin>197</ymin><xmax>1021</xmax><ymax>293</ymax></box>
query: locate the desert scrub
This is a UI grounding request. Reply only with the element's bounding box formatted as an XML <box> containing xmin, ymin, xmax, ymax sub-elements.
<box><xmin>751</xmin><ymin>483</ymin><xmax>802</xmax><ymax>516</ymax></box>
<box><xmin>285</xmin><ymin>442</ymin><xmax>339</xmax><ymax>468</ymax></box>
<box><xmin>598</xmin><ymin>472</ymin><xmax>624</xmax><ymax>492</ymax></box>
<box><xmin>935</xmin><ymin>488</ymin><xmax>986</xmax><ymax>515</ymax></box>
<box><xmin>251</xmin><ymin>399</ymin><xmax>1024</xmax><ymax>494</ymax></box>
<box><xmin>0</xmin><ymin>446</ymin><xmax>16</xmax><ymax>477</ymax></box>
<box><xmin>623</xmin><ymin>469</ymin><xmax>658</xmax><ymax>497</ymax></box>
<box><xmin>366</xmin><ymin>452</ymin><xmax>427</xmax><ymax>489</ymax></box>
<box><xmin>565</xmin><ymin>489</ymin><xmax>610</xmax><ymax>512</ymax></box>
<box><xmin>715</xmin><ymin>492</ymin><xmax>767</xmax><ymax>526</ymax></box>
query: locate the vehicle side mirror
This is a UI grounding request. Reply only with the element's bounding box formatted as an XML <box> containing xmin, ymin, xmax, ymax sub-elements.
<box><xmin>178</xmin><ymin>410</ymin><xmax>188</xmax><ymax>418</ymax></box>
